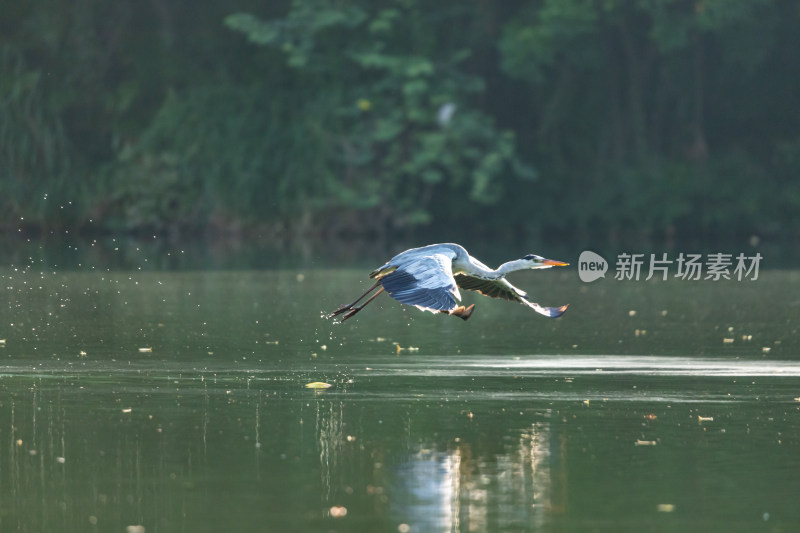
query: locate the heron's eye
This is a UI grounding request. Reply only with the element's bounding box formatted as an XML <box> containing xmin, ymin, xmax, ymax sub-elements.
<box><xmin>523</xmin><ymin>254</ymin><xmax>536</xmax><ymax>261</ymax></box>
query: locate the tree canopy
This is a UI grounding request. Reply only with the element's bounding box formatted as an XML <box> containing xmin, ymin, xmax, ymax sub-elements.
<box><xmin>2</xmin><ymin>0</ymin><xmax>799</xmax><ymax>245</ymax></box>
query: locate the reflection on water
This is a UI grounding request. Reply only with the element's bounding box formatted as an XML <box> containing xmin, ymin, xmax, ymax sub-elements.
<box><xmin>1</xmin><ymin>359</ymin><xmax>799</xmax><ymax>532</ymax></box>
<box><xmin>0</xmin><ymin>266</ymin><xmax>799</xmax><ymax>531</ymax></box>
<box><xmin>394</xmin><ymin>419</ymin><xmax>556</xmax><ymax>532</ymax></box>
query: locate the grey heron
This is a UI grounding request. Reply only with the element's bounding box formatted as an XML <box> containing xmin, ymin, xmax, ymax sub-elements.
<box><xmin>328</xmin><ymin>243</ymin><xmax>570</xmax><ymax>322</ymax></box>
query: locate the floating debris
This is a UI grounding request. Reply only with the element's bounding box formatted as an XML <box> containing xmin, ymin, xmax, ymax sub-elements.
<box><xmin>305</xmin><ymin>382</ymin><xmax>332</xmax><ymax>389</ymax></box>
<box><xmin>635</xmin><ymin>329</ymin><xmax>647</xmax><ymax>337</ymax></box>
<box><xmin>697</xmin><ymin>416</ymin><xmax>714</xmax><ymax>422</ymax></box>
<box><xmin>635</xmin><ymin>439</ymin><xmax>657</xmax><ymax>446</ymax></box>
<box><xmin>79</xmin><ymin>350</ymin><xmax>87</xmax><ymax>357</ymax></box>
<box><xmin>264</xmin><ymin>341</ymin><xmax>279</xmax><ymax>345</ymax></box>
<box><xmin>122</xmin><ymin>408</ymin><xmax>133</xmax><ymax>413</ymax></box>
<box><xmin>393</xmin><ymin>342</ymin><xmax>420</xmax><ymax>354</ymax></box>
<box><xmin>657</xmin><ymin>503</ymin><xmax>676</xmax><ymax>513</ymax></box>
<box><xmin>0</xmin><ymin>339</ymin><xmax>6</xmax><ymax>345</ymax></box>
<box><xmin>722</xmin><ymin>338</ymin><xmax>735</xmax><ymax>344</ymax></box>
<box><xmin>645</xmin><ymin>413</ymin><xmax>658</xmax><ymax>420</ymax></box>
<box><xmin>138</xmin><ymin>347</ymin><xmax>153</xmax><ymax>353</ymax></box>
<box><xmin>660</xmin><ymin>310</ymin><xmax>668</xmax><ymax>316</ymax></box>
<box><xmin>741</xmin><ymin>334</ymin><xmax>753</xmax><ymax>341</ymax></box>
<box><xmin>628</xmin><ymin>310</ymin><xmax>637</xmax><ymax>317</ymax></box>
<box><xmin>329</xmin><ymin>505</ymin><xmax>347</xmax><ymax>518</ymax></box>
<box><xmin>762</xmin><ymin>347</ymin><xmax>772</xmax><ymax>354</ymax></box>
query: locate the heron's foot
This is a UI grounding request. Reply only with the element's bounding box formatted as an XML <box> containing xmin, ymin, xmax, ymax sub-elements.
<box><xmin>340</xmin><ymin>307</ymin><xmax>361</xmax><ymax>321</ymax></box>
<box><xmin>327</xmin><ymin>284</ymin><xmax>384</xmax><ymax>322</ymax></box>
<box><xmin>447</xmin><ymin>304</ymin><xmax>475</xmax><ymax>321</ymax></box>
<box><xmin>327</xmin><ymin>303</ymin><xmax>365</xmax><ymax>322</ymax></box>
<box><xmin>327</xmin><ymin>304</ymin><xmax>351</xmax><ymax>319</ymax></box>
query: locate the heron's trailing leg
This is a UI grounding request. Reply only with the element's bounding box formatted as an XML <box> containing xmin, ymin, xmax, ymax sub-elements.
<box><xmin>329</xmin><ymin>282</ymin><xmax>382</xmax><ymax>320</ymax></box>
<box><xmin>334</xmin><ymin>287</ymin><xmax>385</xmax><ymax>322</ymax></box>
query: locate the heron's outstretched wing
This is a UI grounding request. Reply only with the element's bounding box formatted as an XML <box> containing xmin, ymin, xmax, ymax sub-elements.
<box><xmin>454</xmin><ymin>274</ymin><xmax>569</xmax><ymax>318</ymax></box>
<box><xmin>372</xmin><ymin>253</ymin><xmax>461</xmax><ymax>313</ymax></box>
<box><xmin>454</xmin><ymin>274</ymin><xmax>522</xmax><ymax>302</ymax></box>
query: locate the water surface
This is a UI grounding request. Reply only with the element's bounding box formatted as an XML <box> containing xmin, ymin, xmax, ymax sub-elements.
<box><xmin>0</xmin><ymin>265</ymin><xmax>798</xmax><ymax>532</ymax></box>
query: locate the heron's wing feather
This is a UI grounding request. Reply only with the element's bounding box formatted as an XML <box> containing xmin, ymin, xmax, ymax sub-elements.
<box><xmin>378</xmin><ymin>254</ymin><xmax>460</xmax><ymax>313</ymax></box>
<box><xmin>454</xmin><ymin>274</ymin><xmax>526</xmax><ymax>302</ymax></box>
<box><xmin>455</xmin><ymin>274</ymin><xmax>569</xmax><ymax>318</ymax></box>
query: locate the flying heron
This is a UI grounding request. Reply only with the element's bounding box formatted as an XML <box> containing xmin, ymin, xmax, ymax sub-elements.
<box><xmin>328</xmin><ymin>243</ymin><xmax>570</xmax><ymax>322</ymax></box>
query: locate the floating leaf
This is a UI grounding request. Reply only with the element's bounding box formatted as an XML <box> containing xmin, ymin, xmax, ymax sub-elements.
<box><xmin>329</xmin><ymin>505</ymin><xmax>347</xmax><ymax>518</ymax></box>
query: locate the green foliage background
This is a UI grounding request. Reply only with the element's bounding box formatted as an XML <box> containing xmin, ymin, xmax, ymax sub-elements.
<box><xmin>2</xmin><ymin>0</ymin><xmax>799</xmax><ymax>245</ymax></box>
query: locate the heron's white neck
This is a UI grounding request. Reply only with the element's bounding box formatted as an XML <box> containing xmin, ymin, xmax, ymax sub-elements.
<box><xmin>496</xmin><ymin>259</ymin><xmax>535</xmax><ymax>277</ymax></box>
<box><xmin>463</xmin><ymin>258</ymin><xmax>532</xmax><ymax>280</ymax></box>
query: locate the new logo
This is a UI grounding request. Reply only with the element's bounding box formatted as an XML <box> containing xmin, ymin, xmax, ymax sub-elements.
<box><xmin>578</xmin><ymin>251</ymin><xmax>608</xmax><ymax>282</ymax></box>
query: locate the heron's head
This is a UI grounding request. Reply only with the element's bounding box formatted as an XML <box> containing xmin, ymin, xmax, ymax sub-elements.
<box><xmin>521</xmin><ymin>254</ymin><xmax>570</xmax><ymax>269</ymax></box>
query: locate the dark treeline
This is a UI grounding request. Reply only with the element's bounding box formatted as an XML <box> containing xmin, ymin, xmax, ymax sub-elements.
<box><xmin>2</xmin><ymin>0</ymin><xmax>799</xmax><ymax>246</ymax></box>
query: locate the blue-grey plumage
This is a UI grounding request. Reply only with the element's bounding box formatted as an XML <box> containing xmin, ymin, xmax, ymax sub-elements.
<box><xmin>328</xmin><ymin>243</ymin><xmax>570</xmax><ymax>322</ymax></box>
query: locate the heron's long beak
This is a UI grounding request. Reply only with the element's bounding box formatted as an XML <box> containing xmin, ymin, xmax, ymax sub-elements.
<box><xmin>542</xmin><ymin>258</ymin><xmax>569</xmax><ymax>267</ymax></box>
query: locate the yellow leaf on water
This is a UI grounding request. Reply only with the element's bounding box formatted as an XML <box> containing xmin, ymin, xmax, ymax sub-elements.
<box><xmin>305</xmin><ymin>382</ymin><xmax>332</xmax><ymax>389</ymax></box>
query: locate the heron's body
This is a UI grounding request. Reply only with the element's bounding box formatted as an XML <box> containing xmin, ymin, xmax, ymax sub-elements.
<box><xmin>328</xmin><ymin>243</ymin><xmax>569</xmax><ymax>322</ymax></box>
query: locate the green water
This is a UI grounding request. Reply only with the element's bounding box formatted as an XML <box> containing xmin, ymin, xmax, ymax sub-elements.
<box><xmin>1</xmin><ymin>265</ymin><xmax>799</xmax><ymax>532</ymax></box>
